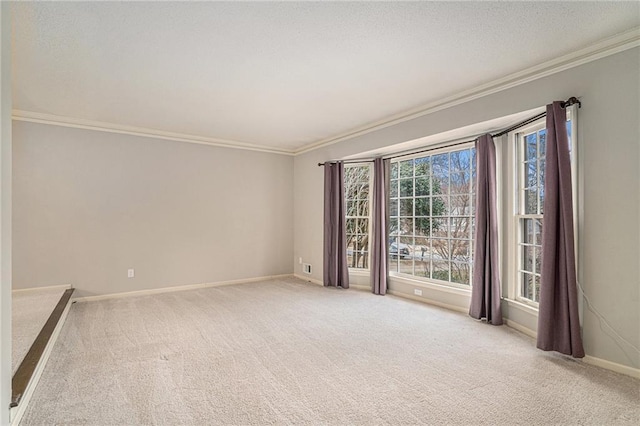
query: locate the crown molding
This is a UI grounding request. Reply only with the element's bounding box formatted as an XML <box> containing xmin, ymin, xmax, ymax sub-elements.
<box><xmin>294</xmin><ymin>27</ymin><xmax>640</xmax><ymax>156</ymax></box>
<box><xmin>11</xmin><ymin>28</ymin><xmax>639</xmax><ymax>157</ymax></box>
<box><xmin>11</xmin><ymin>110</ymin><xmax>296</xmax><ymax>156</ymax></box>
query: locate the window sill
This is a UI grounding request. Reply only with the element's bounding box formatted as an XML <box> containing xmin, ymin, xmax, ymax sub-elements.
<box><xmin>503</xmin><ymin>298</ymin><xmax>539</xmax><ymax>315</ymax></box>
<box><xmin>348</xmin><ymin>269</ymin><xmax>370</xmax><ymax>277</ymax></box>
<box><xmin>389</xmin><ymin>273</ymin><xmax>471</xmax><ymax>297</ymax></box>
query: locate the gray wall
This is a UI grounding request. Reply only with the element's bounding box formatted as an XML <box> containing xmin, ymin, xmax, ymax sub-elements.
<box><xmin>13</xmin><ymin>122</ymin><xmax>294</xmax><ymax>297</ymax></box>
<box><xmin>1</xmin><ymin>2</ymin><xmax>12</xmax><ymax>423</ymax></box>
<box><xmin>293</xmin><ymin>48</ymin><xmax>640</xmax><ymax>370</ymax></box>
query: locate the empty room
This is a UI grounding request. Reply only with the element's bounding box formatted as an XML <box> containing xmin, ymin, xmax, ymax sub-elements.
<box><xmin>0</xmin><ymin>1</ymin><xmax>639</xmax><ymax>425</ymax></box>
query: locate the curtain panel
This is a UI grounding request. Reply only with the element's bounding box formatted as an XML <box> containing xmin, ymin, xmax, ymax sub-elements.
<box><xmin>469</xmin><ymin>134</ymin><xmax>503</xmax><ymax>325</ymax></box>
<box><xmin>323</xmin><ymin>161</ymin><xmax>350</xmax><ymax>289</ymax></box>
<box><xmin>371</xmin><ymin>158</ymin><xmax>389</xmax><ymax>295</ymax></box>
<box><xmin>537</xmin><ymin>102</ymin><xmax>584</xmax><ymax>358</ymax></box>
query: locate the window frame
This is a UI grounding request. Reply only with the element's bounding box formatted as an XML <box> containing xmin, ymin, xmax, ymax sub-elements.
<box><xmin>344</xmin><ymin>162</ymin><xmax>374</xmax><ymax>271</ymax></box>
<box><xmin>388</xmin><ymin>142</ymin><xmax>476</xmax><ymax>290</ymax></box>
<box><xmin>509</xmin><ymin>109</ymin><xmax>577</xmax><ymax>308</ymax></box>
<box><xmin>513</xmin><ymin>120</ymin><xmax>546</xmax><ymax>306</ymax></box>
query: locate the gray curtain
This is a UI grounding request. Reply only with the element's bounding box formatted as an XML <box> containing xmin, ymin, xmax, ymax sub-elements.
<box><xmin>323</xmin><ymin>161</ymin><xmax>349</xmax><ymax>289</ymax></box>
<box><xmin>371</xmin><ymin>158</ymin><xmax>389</xmax><ymax>295</ymax></box>
<box><xmin>537</xmin><ymin>102</ymin><xmax>584</xmax><ymax>357</ymax></box>
<box><xmin>469</xmin><ymin>134</ymin><xmax>503</xmax><ymax>325</ymax></box>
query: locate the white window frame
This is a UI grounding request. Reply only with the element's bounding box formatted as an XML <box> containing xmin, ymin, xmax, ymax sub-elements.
<box><xmin>388</xmin><ymin>142</ymin><xmax>476</xmax><ymax>290</ymax></box>
<box><xmin>509</xmin><ymin>109</ymin><xmax>577</xmax><ymax>308</ymax></box>
<box><xmin>344</xmin><ymin>162</ymin><xmax>373</xmax><ymax>271</ymax></box>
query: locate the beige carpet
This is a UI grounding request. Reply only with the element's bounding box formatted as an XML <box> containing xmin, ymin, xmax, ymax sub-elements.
<box><xmin>12</xmin><ymin>287</ymin><xmax>67</xmax><ymax>374</ymax></box>
<box><xmin>21</xmin><ymin>277</ymin><xmax>639</xmax><ymax>425</ymax></box>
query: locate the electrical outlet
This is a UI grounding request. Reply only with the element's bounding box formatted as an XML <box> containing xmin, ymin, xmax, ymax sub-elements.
<box><xmin>127</xmin><ymin>269</ymin><xmax>135</xmax><ymax>278</ymax></box>
<box><xmin>414</xmin><ymin>288</ymin><xmax>422</xmax><ymax>296</ymax></box>
<box><xmin>303</xmin><ymin>263</ymin><xmax>312</xmax><ymax>274</ymax></box>
<box><xmin>298</xmin><ymin>257</ymin><xmax>303</xmax><ymax>264</ymax></box>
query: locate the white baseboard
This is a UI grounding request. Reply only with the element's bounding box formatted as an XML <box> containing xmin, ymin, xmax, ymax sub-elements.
<box><xmin>12</xmin><ymin>284</ymin><xmax>72</xmax><ymax>294</ymax></box>
<box><xmin>350</xmin><ymin>284</ymin><xmax>371</xmax><ymax>292</ymax></box>
<box><xmin>10</xmin><ymin>292</ymin><xmax>74</xmax><ymax>426</ymax></box>
<box><xmin>73</xmin><ymin>274</ymin><xmax>293</xmax><ymax>302</ymax></box>
<box><xmin>504</xmin><ymin>319</ymin><xmax>537</xmax><ymax>339</ymax></box>
<box><xmin>583</xmin><ymin>355</ymin><xmax>640</xmax><ymax>379</ymax></box>
<box><xmin>502</xmin><ymin>320</ymin><xmax>639</xmax><ymax>379</ymax></box>
<box><xmin>387</xmin><ymin>289</ymin><xmax>468</xmax><ymax>314</ymax></box>
<box><xmin>293</xmin><ymin>274</ymin><xmax>323</xmax><ymax>286</ymax></box>
<box><xmin>292</xmin><ymin>274</ymin><xmax>370</xmax><ymax>292</ymax></box>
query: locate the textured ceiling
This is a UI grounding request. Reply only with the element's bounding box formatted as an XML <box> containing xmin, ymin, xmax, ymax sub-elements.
<box><xmin>12</xmin><ymin>1</ymin><xmax>640</xmax><ymax>152</ymax></box>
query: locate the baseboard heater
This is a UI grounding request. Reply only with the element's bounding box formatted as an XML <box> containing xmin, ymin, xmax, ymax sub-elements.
<box><xmin>10</xmin><ymin>288</ymin><xmax>75</xmax><ymax>412</ymax></box>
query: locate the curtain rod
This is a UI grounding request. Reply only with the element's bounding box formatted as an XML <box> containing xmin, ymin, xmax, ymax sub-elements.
<box><xmin>318</xmin><ymin>96</ymin><xmax>581</xmax><ymax>167</ymax></box>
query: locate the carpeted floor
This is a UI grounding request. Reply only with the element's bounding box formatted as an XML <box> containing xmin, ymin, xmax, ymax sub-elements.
<box><xmin>21</xmin><ymin>277</ymin><xmax>639</xmax><ymax>425</ymax></box>
<box><xmin>12</xmin><ymin>287</ymin><xmax>67</xmax><ymax>374</ymax></box>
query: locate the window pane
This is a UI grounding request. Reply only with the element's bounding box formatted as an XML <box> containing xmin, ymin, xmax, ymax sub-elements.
<box><xmin>450</xmin><ymin>150</ymin><xmax>471</xmax><ymax>173</ymax></box>
<box><xmin>400</xmin><ymin>199</ymin><xmax>413</xmax><ymax>216</ymax></box>
<box><xmin>415</xmin><ymin>218</ymin><xmax>430</xmax><ymax>237</ymax></box>
<box><xmin>523</xmin><ymin>218</ymin><xmax>543</xmax><ymax>246</ymax></box>
<box><xmin>389</xmin><ymin>247</ymin><xmax>399</xmax><ymax>272</ymax></box>
<box><xmin>358</xmin><ymin>200</ymin><xmax>369</xmax><ymax>216</ymax></box>
<box><xmin>415</xmin><ymin>177</ymin><xmax>430</xmax><ymax>196</ymax></box>
<box><xmin>389</xmin><ymin>218</ymin><xmax>399</xmax><ymax>236</ymax></box>
<box><xmin>346</xmin><ymin>218</ymin><xmax>356</xmax><ymax>234</ymax></box>
<box><xmin>450</xmin><ymin>171</ymin><xmax>470</xmax><ymax>193</ymax></box>
<box><xmin>389</xmin><ymin>199</ymin><xmax>398</xmax><ymax>216</ymax></box>
<box><xmin>357</xmin><ymin>219</ymin><xmax>369</xmax><ymax>235</ymax></box>
<box><xmin>399</xmin><ymin>218</ymin><xmax>413</xmax><ymax>235</ymax></box>
<box><xmin>521</xmin><ymin>273</ymin><xmax>533</xmax><ymax>300</ymax></box>
<box><xmin>414</xmin><ymin>259</ymin><xmax>430</xmax><ymax>277</ymax></box>
<box><xmin>471</xmin><ymin>168</ymin><xmax>476</xmax><ymax>193</ymax></box>
<box><xmin>415</xmin><ymin>236</ymin><xmax>429</xmax><ymax>249</ymax></box>
<box><xmin>522</xmin><ymin>218</ymin><xmax>534</xmax><ymax>244</ymax></box>
<box><xmin>346</xmin><ymin>200</ymin><xmax>357</xmax><ymax>216</ymax></box>
<box><xmin>450</xmin><ymin>195</ymin><xmax>470</xmax><ymax>216</ymax></box>
<box><xmin>450</xmin><ymin>217</ymin><xmax>470</xmax><ymax>239</ymax></box>
<box><xmin>347</xmin><ymin>236</ymin><xmax>356</xmax><ymax>267</ymax></box>
<box><xmin>535</xmin><ymin>219</ymin><xmax>543</xmax><ymax>245</ymax></box>
<box><xmin>391</xmin><ymin>162</ymin><xmax>398</xmax><ymax>179</ymax></box>
<box><xmin>431</xmin><ymin>218</ymin><xmax>448</xmax><ymax>238</ymax></box>
<box><xmin>523</xmin><ymin>245</ymin><xmax>534</xmax><ymax>273</ymax></box>
<box><xmin>399</xmin><ymin>178</ymin><xmax>413</xmax><ymax>197</ymax></box>
<box><xmin>415</xmin><ymin>197</ymin><xmax>430</xmax><ymax>216</ymax></box>
<box><xmin>525</xmin><ymin>161</ymin><xmax>537</xmax><ymax>188</ymax></box>
<box><xmin>450</xmin><ymin>239</ymin><xmax>470</xmax><ymax>262</ymax></box>
<box><xmin>539</xmin><ymin>159</ymin><xmax>546</xmax><ymax>214</ymax></box>
<box><xmin>399</xmin><ymin>236</ymin><xmax>413</xmax><ymax>248</ymax></box>
<box><xmin>525</xmin><ymin>187</ymin><xmax>537</xmax><ymax>214</ymax></box>
<box><xmin>451</xmin><ymin>262</ymin><xmax>470</xmax><ymax>285</ymax></box>
<box><xmin>399</xmin><ymin>160</ymin><xmax>413</xmax><ymax>178</ymax></box>
<box><xmin>432</xmin><ymin>154</ymin><xmax>449</xmax><ymax>185</ymax></box>
<box><xmin>432</xmin><ymin>239</ymin><xmax>448</xmax><ymax>261</ymax></box>
<box><xmin>358</xmin><ymin>182</ymin><xmax>369</xmax><ymax>200</ymax></box>
<box><xmin>525</xmin><ymin>133</ymin><xmax>537</xmax><ymax>161</ymax></box>
<box><xmin>390</xmin><ymin>179</ymin><xmax>398</xmax><ymax>197</ymax></box>
<box><xmin>432</xmin><ymin>196</ymin><xmax>448</xmax><ymax>216</ymax></box>
<box><xmin>414</xmin><ymin>157</ymin><xmax>429</xmax><ymax>176</ymax></box>
<box><xmin>539</xmin><ymin>130</ymin><xmax>546</xmax><ymax>158</ymax></box>
<box><xmin>432</xmin><ymin>261</ymin><xmax>449</xmax><ymax>282</ymax></box>
<box><xmin>399</xmin><ymin>259</ymin><xmax>413</xmax><ymax>275</ymax></box>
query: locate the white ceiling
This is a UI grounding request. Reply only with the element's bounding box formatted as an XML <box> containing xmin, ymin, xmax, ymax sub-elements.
<box><xmin>12</xmin><ymin>1</ymin><xmax>640</xmax><ymax>153</ymax></box>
